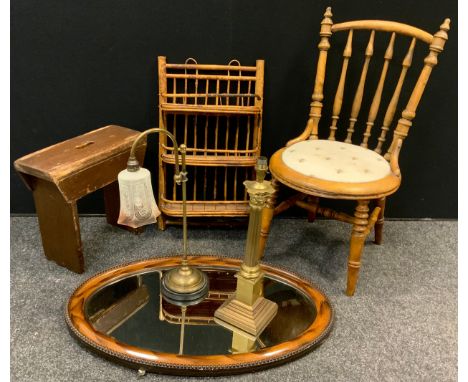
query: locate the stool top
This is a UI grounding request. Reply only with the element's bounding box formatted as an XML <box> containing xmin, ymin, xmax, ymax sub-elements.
<box><xmin>14</xmin><ymin>125</ymin><xmax>142</xmax><ymax>182</ymax></box>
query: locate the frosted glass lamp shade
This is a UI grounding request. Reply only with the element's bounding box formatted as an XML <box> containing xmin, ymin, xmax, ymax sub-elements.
<box><xmin>117</xmin><ymin>167</ymin><xmax>160</xmax><ymax>228</ymax></box>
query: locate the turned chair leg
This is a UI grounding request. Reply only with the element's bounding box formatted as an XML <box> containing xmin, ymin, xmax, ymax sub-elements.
<box><xmin>259</xmin><ymin>178</ymin><xmax>279</xmax><ymax>259</ymax></box>
<box><xmin>307</xmin><ymin>196</ymin><xmax>320</xmax><ymax>222</ymax></box>
<box><xmin>346</xmin><ymin>200</ymin><xmax>370</xmax><ymax>296</ymax></box>
<box><xmin>374</xmin><ymin>197</ymin><xmax>386</xmax><ymax>245</ymax></box>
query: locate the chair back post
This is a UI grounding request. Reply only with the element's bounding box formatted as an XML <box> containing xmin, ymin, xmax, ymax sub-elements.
<box><xmin>288</xmin><ymin>7</ymin><xmax>332</xmax><ymax>146</ymax></box>
<box><xmin>385</xmin><ymin>18</ymin><xmax>450</xmax><ymax>159</ymax></box>
<box><xmin>309</xmin><ymin>7</ymin><xmax>333</xmax><ymax>140</ymax></box>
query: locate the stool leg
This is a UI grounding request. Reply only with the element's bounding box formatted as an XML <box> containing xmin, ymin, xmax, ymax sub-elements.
<box><xmin>103</xmin><ymin>181</ymin><xmax>145</xmax><ymax>234</ymax></box>
<box><xmin>32</xmin><ymin>179</ymin><xmax>84</xmax><ymax>273</ymax></box>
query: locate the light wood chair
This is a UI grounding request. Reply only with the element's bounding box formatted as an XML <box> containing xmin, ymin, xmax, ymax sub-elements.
<box><xmin>260</xmin><ymin>7</ymin><xmax>450</xmax><ymax>296</ymax></box>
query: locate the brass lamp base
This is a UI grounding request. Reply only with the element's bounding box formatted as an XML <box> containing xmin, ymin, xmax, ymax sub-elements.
<box><xmin>161</xmin><ymin>265</ymin><xmax>209</xmax><ymax>306</ymax></box>
<box><xmin>214</xmin><ymin>296</ymin><xmax>278</xmax><ymax>337</ymax></box>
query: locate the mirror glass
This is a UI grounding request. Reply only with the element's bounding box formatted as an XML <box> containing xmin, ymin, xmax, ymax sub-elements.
<box><xmin>84</xmin><ymin>268</ymin><xmax>317</xmax><ymax>355</ymax></box>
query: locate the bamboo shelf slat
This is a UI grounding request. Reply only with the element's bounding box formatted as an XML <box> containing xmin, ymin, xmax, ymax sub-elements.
<box><xmin>160</xmin><ymin>103</ymin><xmax>262</xmax><ymax>115</ymax></box>
<box><xmin>160</xmin><ymin>198</ymin><xmax>250</xmax><ymax>217</ymax></box>
<box><xmin>161</xmin><ymin>154</ymin><xmax>257</xmax><ymax>167</ymax></box>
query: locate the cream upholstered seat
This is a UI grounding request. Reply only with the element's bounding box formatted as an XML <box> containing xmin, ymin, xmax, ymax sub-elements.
<box><xmin>282</xmin><ymin>140</ymin><xmax>390</xmax><ymax>183</ymax></box>
<box><xmin>270</xmin><ymin>140</ymin><xmax>400</xmax><ymax>199</ymax></box>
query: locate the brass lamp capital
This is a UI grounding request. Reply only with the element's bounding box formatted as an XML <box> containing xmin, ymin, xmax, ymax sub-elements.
<box><xmin>243</xmin><ymin>156</ymin><xmax>274</xmax><ymax>196</ymax></box>
<box><xmin>243</xmin><ymin>179</ymin><xmax>275</xmax><ymax>195</ymax></box>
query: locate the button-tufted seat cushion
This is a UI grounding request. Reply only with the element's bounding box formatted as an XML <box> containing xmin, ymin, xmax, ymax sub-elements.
<box><xmin>282</xmin><ymin>140</ymin><xmax>390</xmax><ymax>182</ymax></box>
<box><xmin>269</xmin><ymin>139</ymin><xmax>401</xmax><ymax>199</ymax></box>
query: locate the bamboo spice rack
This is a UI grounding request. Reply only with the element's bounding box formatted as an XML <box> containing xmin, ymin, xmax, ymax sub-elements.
<box><xmin>157</xmin><ymin>57</ymin><xmax>265</xmax><ymax>229</ymax></box>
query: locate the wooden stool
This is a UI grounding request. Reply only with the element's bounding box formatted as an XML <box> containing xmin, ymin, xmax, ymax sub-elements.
<box><xmin>14</xmin><ymin>125</ymin><xmax>147</xmax><ymax>273</ymax></box>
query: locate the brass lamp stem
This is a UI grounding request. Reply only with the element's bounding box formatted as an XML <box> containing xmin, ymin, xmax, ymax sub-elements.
<box><xmin>239</xmin><ymin>157</ymin><xmax>271</xmax><ymax>279</ymax></box>
<box><xmin>129</xmin><ymin>128</ymin><xmax>180</xmax><ymax>175</ymax></box>
<box><xmin>180</xmin><ymin>145</ymin><xmax>188</xmax><ymax>264</ymax></box>
<box><xmin>241</xmin><ymin>196</ymin><xmax>263</xmax><ymax>273</ymax></box>
<box><xmin>129</xmin><ymin>128</ymin><xmax>208</xmax><ymax>305</ymax></box>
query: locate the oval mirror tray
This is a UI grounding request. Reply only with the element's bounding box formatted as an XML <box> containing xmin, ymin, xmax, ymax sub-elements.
<box><xmin>66</xmin><ymin>256</ymin><xmax>333</xmax><ymax>376</ymax></box>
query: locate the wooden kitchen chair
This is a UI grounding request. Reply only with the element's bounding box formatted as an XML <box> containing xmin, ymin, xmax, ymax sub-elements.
<box><xmin>260</xmin><ymin>8</ymin><xmax>450</xmax><ymax>295</ymax></box>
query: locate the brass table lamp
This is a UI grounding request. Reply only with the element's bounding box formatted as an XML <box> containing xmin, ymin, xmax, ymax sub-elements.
<box><xmin>214</xmin><ymin>157</ymin><xmax>278</xmax><ymax>352</ymax></box>
<box><xmin>118</xmin><ymin>128</ymin><xmax>209</xmax><ymax>305</ymax></box>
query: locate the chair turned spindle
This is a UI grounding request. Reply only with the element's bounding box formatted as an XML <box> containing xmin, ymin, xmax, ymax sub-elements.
<box><xmin>329</xmin><ymin>30</ymin><xmax>353</xmax><ymax>141</ymax></box>
<box><xmin>361</xmin><ymin>33</ymin><xmax>395</xmax><ymax>148</ymax></box>
<box><xmin>375</xmin><ymin>38</ymin><xmax>416</xmax><ymax>154</ymax></box>
<box><xmin>345</xmin><ymin>30</ymin><xmax>375</xmax><ymax>144</ymax></box>
<box><xmin>386</xmin><ymin>18</ymin><xmax>450</xmax><ymax>159</ymax></box>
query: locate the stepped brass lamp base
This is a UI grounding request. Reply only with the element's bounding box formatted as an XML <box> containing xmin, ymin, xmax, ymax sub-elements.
<box><xmin>161</xmin><ymin>265</ymin><xmax>209</xmax><ymax>306</ymax></box>
<box><xmin>214</xmin><ymin>295</ymin><xmax>278</xmax><ymax>337</ymax></box>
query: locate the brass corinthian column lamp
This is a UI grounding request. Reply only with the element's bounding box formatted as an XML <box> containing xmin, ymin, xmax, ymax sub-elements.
<box><xmin>118</xmin><ymin>128</ymin><xmax>209</xmax><ymax>305</ymax></box>
<box><xmin>214</xmin><ymin>157</ymin><xmax>278</xmax><ymax>352</ymax></box>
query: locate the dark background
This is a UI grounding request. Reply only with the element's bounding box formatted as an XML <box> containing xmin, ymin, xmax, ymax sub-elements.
<box><xmin>11</xmin><ymin>0</ymin><xmax>457</xmax><ymax>218</ymax></box>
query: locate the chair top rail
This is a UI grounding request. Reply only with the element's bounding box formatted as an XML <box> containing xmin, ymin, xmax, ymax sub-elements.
<box><xmin>332</xmin><ymin>20</ymin><xmax>433</xmax><ymax>44</ymax></box>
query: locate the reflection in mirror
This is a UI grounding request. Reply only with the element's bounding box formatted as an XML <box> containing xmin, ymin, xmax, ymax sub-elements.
<box><xmin>87</xmin><ymin>276</ymin><xmax>150</xmax><ymax>335</ymax></box>
<box><xmin>160</xmin><ymin>271</ymin><xmax>236</xmax><ymax>325</ymax></box>
<box><xmin>260</xmin><ymin>282</ymin><xmax>317</xmax><ymax>346</ymax></box>
<box><xmin>83</xmin><ymin>269</ymin><xmax>317</xmax><ymax>356</ymax></box>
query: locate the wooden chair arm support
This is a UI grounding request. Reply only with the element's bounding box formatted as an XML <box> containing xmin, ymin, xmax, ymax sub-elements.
<box><xmin>286</xmin><ymin>129</ymin><xmax>313</xmax><ymax>147</ymax></box>
<box><xmin>390</xmin><ymin>138</ymin><xmax>403</xmax><ymax>177</ymax></box>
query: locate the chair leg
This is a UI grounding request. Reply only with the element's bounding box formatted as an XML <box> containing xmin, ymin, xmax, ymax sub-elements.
<box><xmin>374</xmin><ymin>197</ymin><xmax>386</xmax><ymax>245</ymax></box>
<box><xmin>346</xmin><ymin>200</ymin><xmax>369</xmax><ymax>296</ymax></box>
<box><xmin>259</xmin><ymin>178</ymin><xmax>279</xmax><ymax>259</ymax></box>
<box><xmin>307</xmin><ymin>196</ymin><xmax>320</xmax><ymax>222</ymax></box>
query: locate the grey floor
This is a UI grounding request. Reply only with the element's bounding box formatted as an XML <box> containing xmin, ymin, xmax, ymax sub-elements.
<box><xmin>11</xmin><ymin>217</ymin><xmax>457</xmax><ymax>382</ymax></box>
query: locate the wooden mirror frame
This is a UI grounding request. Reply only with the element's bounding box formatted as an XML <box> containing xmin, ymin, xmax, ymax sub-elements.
<box><xmin>66</xmin><ymin>256</ymin><xmax>334</xmax><ymax>376</ymax></box>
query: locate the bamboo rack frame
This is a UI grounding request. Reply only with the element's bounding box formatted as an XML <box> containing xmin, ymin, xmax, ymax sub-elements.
<box><xmin>157</xmin><ymin>57</ymin><xmax>265</xmax><ymax>229</ymax></box>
